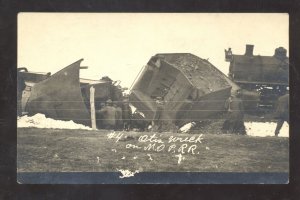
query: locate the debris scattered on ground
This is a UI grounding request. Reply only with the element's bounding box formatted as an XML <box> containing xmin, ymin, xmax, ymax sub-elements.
<box><xmin>179</xmin><ymin>122</ymin><xmax>196</xmax><ymax>133</ymax></box>
<box><xmin>17</xmin><ymin>113</ymin><xmax>92</xmax><ymax>130</ymax></box>
<box><xmin>17</xmin><ymin>113</ymin><xmax>288</xmax><ymax>137</ymax></box>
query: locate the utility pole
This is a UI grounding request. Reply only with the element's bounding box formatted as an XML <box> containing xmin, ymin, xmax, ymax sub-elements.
<box><xmin>90</xmin><ymin>86</ymin><xmax>96</xmax><ymax>130</ymax></box>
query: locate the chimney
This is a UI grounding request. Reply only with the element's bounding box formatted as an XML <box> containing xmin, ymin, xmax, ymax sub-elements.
<box><xmin>245</xmin><ymin>44</ymin><xmax>254</xmax><ymax>56</ymax></box>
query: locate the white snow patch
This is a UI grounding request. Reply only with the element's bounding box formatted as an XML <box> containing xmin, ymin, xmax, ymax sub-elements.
<box><xmin>245</xmin><ymin>122</ymin><xmax>289</xmax><ymax>137</ymax></box>
<box><xmin>118</xmin><ymin>169</ymin><xmax>139</xmax><ymax>178</ymax></box>
<box><xmin>17</xmin><ymin>113</ymin><xmax>92</xmax><ymax>130</ymax></box>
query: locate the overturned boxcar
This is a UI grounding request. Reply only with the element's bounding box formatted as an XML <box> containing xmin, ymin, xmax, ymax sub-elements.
<box><xmin>18</xmin><ymin>59</ymin><xmax>124</xmax><ymax>126</ymax></box>
<box><xmin>129</xmin><ymin>53</ymin><xmax>232</xmax><ymax>127</ymax></box>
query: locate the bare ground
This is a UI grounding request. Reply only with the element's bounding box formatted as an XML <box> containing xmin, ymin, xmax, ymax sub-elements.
<box><xmin>17</xmin><ymin>128</ymin><xmax>289</xmax><ymax>173</ymax></box>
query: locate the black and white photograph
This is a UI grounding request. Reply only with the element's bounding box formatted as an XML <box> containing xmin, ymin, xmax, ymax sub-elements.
<box><xmin>16</xmin><ymin>13</ymin><xmax>289</xmax><ymax>184</ymax></box>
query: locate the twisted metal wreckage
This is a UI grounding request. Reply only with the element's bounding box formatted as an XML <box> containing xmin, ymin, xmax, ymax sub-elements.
<box><xmin>18</xmin><ymin>59</ymin><xmax>124</xmax><ymax>126</ymax></box>
<box><xmin>129</xmin><ymin>53</ymin><xmax>231</xmax><ymax>127</ymax></box>
<box><xmin>18</xmin><ymin>53</ymin><xmax>233</xmax><ymax>129</ymax></box>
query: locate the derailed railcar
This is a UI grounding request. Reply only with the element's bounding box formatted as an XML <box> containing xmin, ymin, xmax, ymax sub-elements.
<box><xmin>17</xmin><ymin>68</ymin><xmax>51</xmax><ymax>114</ymax></box>
<box><xmin>19</xmin><ymin>59</ymin><xmax>124</xmax><ymax>126</ymax></box>
<box><xmin>129</xmin><ymin>53</ymin><xmax>232</xmax><ymax>127</ymax></box>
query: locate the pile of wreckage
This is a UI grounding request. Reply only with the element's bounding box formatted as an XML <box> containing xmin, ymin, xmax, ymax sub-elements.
<box><xmin>129</xmin><ymin>53</ymin><xmax>231</xmax><ymax>131</ymax></box>
<box><xmin>17</xmin><ymin>53</ymin><xmax>232</xmax><ymax>132</ymax></box>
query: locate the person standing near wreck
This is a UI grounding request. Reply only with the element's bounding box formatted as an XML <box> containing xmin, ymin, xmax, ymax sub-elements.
<box><xmin>122</xmin><ymin>98</ymin><xmax>132</xmax><ymax>131</ymax></box>
<box><xmin>97</xmin><ymin>99</ymin><xmax>117</xmax><ymax>130</ymax></box>
<box><xmin>114</xmin><ymin>101</ymin><xmax>123</xmax><ymax>130</ymax></box>
<box><xmin>222</xmin><ymin>91</ymin><xmax>246</xmax><ymax>135</ymax></box>
<box><xmin>222</xmin><ymin>95</ymin><xmax>234</xmax><ymax>133</ymax></box>
<box><xmin>152</xmin><ymin>97</ymin><xmax>165</xmax><ymax>132</ymax></box>
<box><xmin>96</xmin><ymin>102</ymin><xmax>105</xmax><ymax>129</ymax></box>
<box><xmin>231</xmin><ymin>91</ymin><xmax>246</xmax><ymax>135</ymax></box>
<box><xmin>274</xmin><ymin>92</ymin><xmax>289</xmax><ymax>136</ymax></box>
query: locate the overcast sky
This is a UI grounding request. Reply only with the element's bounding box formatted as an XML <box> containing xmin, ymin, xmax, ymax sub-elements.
<box><xmin>18</xmin><ymin>13</ymin><xmax>288</xmax><ymax>88</ymax></box>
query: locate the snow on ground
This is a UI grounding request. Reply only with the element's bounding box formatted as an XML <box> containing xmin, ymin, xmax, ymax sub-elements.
<box><xmin>17</xmin><ymin>113</ymin><xmax>92</xmax><ymax>130</ymax></box>
<box><xmin>179</xmin><ymin>122</ymin><xmax>196</xmax><ymax>133</ymax></box>
<box><xmin>245</xmin><ymin>121</ymin><xmax>289</xmax><ymax>137</ymax></box>
<box><xmin>17</xmin><ymin>114</ymin><xmax>289</xmax><ymax>137</ymax></box>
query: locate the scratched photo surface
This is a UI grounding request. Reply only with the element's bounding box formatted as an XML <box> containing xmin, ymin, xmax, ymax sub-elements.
<box><xmin>17</xmin><ymin>13</ymin><xmax>289</xmax><ymax>182</ymax></box>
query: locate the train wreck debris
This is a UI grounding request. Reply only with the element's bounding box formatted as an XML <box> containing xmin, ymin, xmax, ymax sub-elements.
<box><xmin>18</xmin><ymin>59</ymin><xmax>125</xmax><ymax>126</ymax></box>
<box><xmin>129</xmin><ymin>53</ymin><xmax>232</xmax><ymax>130</ymax></box>
<box><xmin>18</xmin><ymin>54</ymin><xmax>237</xmax><ymax>132</ymax></box>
